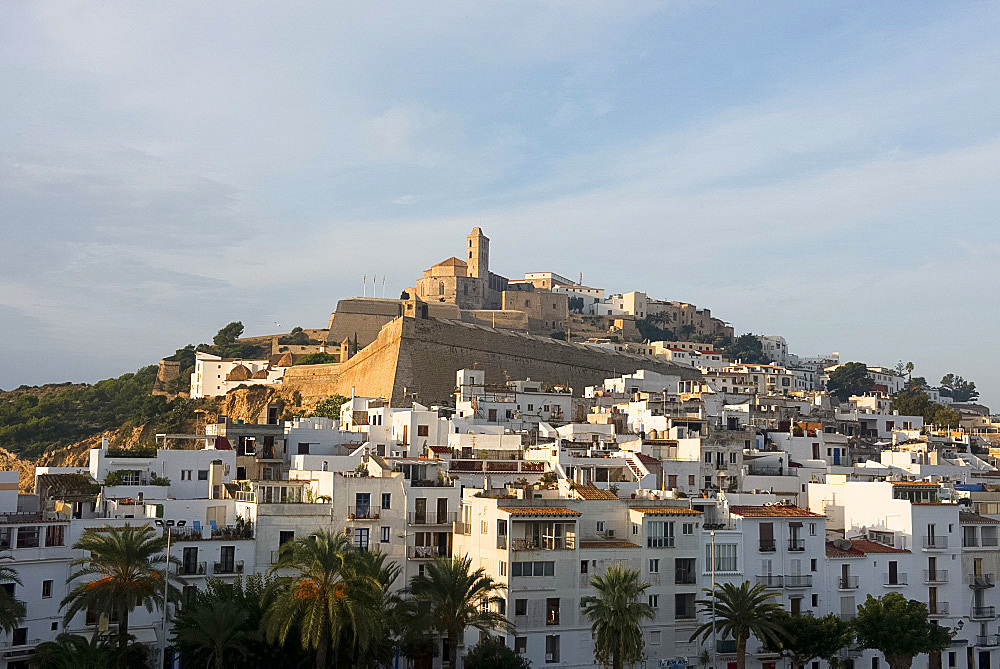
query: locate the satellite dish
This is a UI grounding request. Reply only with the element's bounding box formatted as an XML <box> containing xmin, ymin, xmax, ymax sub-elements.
<box><xmin>223</xmin><ymin>464</ymin><xmax>231</xmax><ymax>476</ymax></box>
<box><xmin>834</xmin><ymin>539</ymin><xmax>853</xmax><ymax>551</ymax></box>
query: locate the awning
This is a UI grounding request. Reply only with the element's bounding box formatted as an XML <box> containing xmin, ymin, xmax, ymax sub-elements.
<box><xmin>130</xmin><ymin>627</ymin><xmax>159</xmax><ymax>645</ymax></box>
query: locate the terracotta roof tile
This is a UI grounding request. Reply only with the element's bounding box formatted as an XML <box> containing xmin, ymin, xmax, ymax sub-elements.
<box><xmin>498</xmin><ymin>507</ymin><xmax>581</xmax><ymax>516</ymax></box>
<box><xmin>728</xmin><ymin>505</ymin><xmax>823</xmax><ymax>518</ymax></box>
<box><xmin>826</xmin><ymin>539</ymin><xmax>910</xmax><ymax>557</ymax></box>
<box><xmin>573</xmin><ymin>485</ymin><xmax>618</xmax><ymax>500</ymax></box>
<box><xmin>890</xmin><ymin>481</ymin><xmax>941</xmax><ymax>486</ymax></box>
<box><xmin>960</xmin><ymin>512</ymin><xmax>1000</xmax><ymax>525</ymax></box>
<box><xmin>629</xmin><ymin>507</ymin><xmax>703</xmax><ymax>515</ymax></box>
<box><xmin>579</xmin><ymin>540</ymin><xmax>641</xmax><ymax>549</ymax></box>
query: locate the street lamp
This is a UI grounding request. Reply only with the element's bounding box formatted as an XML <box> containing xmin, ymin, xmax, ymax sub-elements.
<box><xmin>710</xmin><ymin>529</ymin><xmax>717</xmax><ymax>669</ymax></box>
<box><xmin>155</xmin><ymin>519</ymin><xmax>174</xmax><ymax>668</ymax></box>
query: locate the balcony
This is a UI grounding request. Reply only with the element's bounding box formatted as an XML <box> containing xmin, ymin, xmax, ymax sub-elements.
<box><xmin>347</xmin><ymin>506</ymin><xmax>381</xmax><ymax>520</ymax></box>
<box><xmin>759</xmin><ymin>540</ymin><xmax>776</xmax><ymax>553</ymax></box>
<box><xmin>784</xmin><ymin>575</ymin><xmax>812</xmax><ymax>588</ymax></box>
<box><xmin>675</xmin><ymin>572</ymin><xmax>697</xmax><ymax>585</ymax></box>
<box><xmin>977</xmin><ymin>635</ymin><xmax>1000</xmax><ymax>647</ymax></box>
<box><xmin>717</xmin><ymin>640</ymin><xmax>737</xmax><ymax>654</ymax></box>
<box><xmin>971</xmin><ymin>573</ymin><xmax>996</xmax><ymax>589</ymax></box>
<box><xmin>923</xmin><ymin>569</ymin><xmax>949</xmax><ymax>584</ymax></box>
<box><xmin>972</xmin><ymin>606</ymin><xmax>996</xmax><ymax>619</ymax></box>
<box><xmin>453</xmin><ymin>521</ymin><xmax>471</xmax><ymax>535</ymax></box>
<box><xmin>839</xmin><ymin>576</ymin><xmax>859</xmax><ymax>590</ymax></box>
<box><xmin>180</xmin><ymin>561</ymin><xmax>206</xmax><ymax>576</ymax></box>
<box><xmin>922</xmin><ymin>536</ymin><xmax>949</xmax><ymax>549</ymax></box>
<box><xmin>511</xmin><ymin>537</ymin><xmax>575</xmax><ymax>551</ymax></box>
<box><xmin>788</xmin><ymin>538</ymin><xmax>805</xmax><ymax>552</ymax></box>
<box><xmin>407</xmin><ymin>545</ymin><xmax>448</xmax><ymax>559</ymax></box>
<box><xmin>927</xmin><ymin>602</ymin><xmax>949</xmax><ymax>617</ymax></box>
<box><xmin>408</xmin><ymin>511</ymin><xmax>458</xmax><ymax>525</ymax></box>
<box><xmin>213</xmin><ymin>560</ymin><xmax>244</xmax><ymax>575</ymax></box>
<box><xmin>883</xmin><ymin>573</ymin><xmax>908</xmax><ymax>587</ymax></box>
<box><xmin>839</xmin><ymin>612</ymin><xmax>857</xmax><ymax>621</ymax></box>
<box><xmin>756</xmin><ymin>575</ymin><xmax>784</xmax><ymax>588</ymax></box>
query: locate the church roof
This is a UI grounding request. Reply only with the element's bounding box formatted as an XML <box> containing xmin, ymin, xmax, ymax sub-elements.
<box><xmin>433</xmin><ymin>256</ymin><xmax>467</xmax><ymax>268</ymax></box>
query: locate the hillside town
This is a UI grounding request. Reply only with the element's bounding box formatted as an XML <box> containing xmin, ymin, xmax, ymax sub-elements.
<box><xmin>0</xmin><ymin>228</ymin><xmax>996</xmax><ymax>669</ymax></box>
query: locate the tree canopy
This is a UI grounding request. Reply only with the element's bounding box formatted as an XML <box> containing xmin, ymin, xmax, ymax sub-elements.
<box><xmin>723</xmin><ymin>334</ymin><xmax>770</xmax><ymax>365</ymax></box>
<box><xmin>462</xmin><ymin>636</ymin><xmax>532</xmax><ymax>669</ymax></box>
<box><xmin>582</xmin><ymin>564</ymin><xmax>655</xmax><ymax>669</ymax></box>
<box><xmin>311</xmin><ymin>395</ymin><xmax>350</xmax><ymax>421</ymax></box>
<box><xmin>827</xmin><ymin>362</ymin><xmax>873</xmax><ymax>401</ymax></box>
<box><xmin>765</xmin><ymin>611</ymin><xmax>853</xmax><ymax>667</ymax></box>
<box><xmin>853</xmin><ymin>593</ymin><xmax>952</xmax><ymax>669</ymax></box>
<box><xmin>940</xmin><ymin>373</ymin><xmax>979</xmax><ymax>402</ymax></box>
<box><xmin>293</xmin><ymin>353</ymin><xmax>340</xmax><ymax>366</ymax></box>
<box><xmin>890</xmin><ymin>390</ymin><xmax>961</xmax><ymax>428</ymax></box>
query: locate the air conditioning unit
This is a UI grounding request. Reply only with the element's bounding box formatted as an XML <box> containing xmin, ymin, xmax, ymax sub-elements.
<box><xmin>545</xmin><ymin>653</ymin><xmax>554</xmax><ymax>662</ymax></box>
<box><xmin>604</xmin><ymin>529</ymin><xmax>616</xmax><ymax>538</ymax></box>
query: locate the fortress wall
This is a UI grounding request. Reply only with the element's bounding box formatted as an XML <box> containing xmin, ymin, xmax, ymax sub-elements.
<box><xmin>392</xmin><ymin>317</ymin><xmax>701</xmax><ymax>405</ymax></box>
<box><xmin>327</xmin><ymin>298</ymin><xmax>403</xmax><ymax>348</ymax></box>
<box><xmin>287</xmin><ymin>316</ymin><xmax>701</xmax><ymax>405</ymax></box>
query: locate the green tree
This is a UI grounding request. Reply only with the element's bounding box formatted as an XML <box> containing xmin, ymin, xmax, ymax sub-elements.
<box><xmin>765</xmin><ymin>610</ymin><xmax>853</xmax><ymax>668</ymax></box>
<box><xmin>172</xmin><ymin>598</ymin><xmax>251</xmax><ymax>669</ymax></box>
<box><xmin>852</xmin><ymin>593</ymin><xmax>952</xmax><ymax>669</ymax></box>
<box><xmin>905</xmin><ymin>361</ymin><xmax>915</xmax><ymax>379</ymax></box>
<box><xmin>634</xmin><ymin>313</ymin><xmax>677</xmax><ymax>342</ymax></box>
<box><xmin>213</xmin><ymin>322</ymin><xmax>245</xmax><ymax>347</ymax></box>
<box><xmin>263</xmin><ymin>531</ymin><xmax>382</xmax><ymax>669</ymax></box>
<box><xmin>930</xmin><ymin>405</ymin><xmax>961</xmax><ymax>428</ymax></box>
<box><xmin>581</xmin><ymin>564</ymin><xmax>655</xmax><ymax>669</ymax></box>
<box><xmin>332</xmin><ymin>549</ymin><xmax>402</xmax><ymax>668</ymax></box>
<box><xmin>690</xmin><ymin>581</ymin><xmax>787</xmax><ymax>669</ymax></box>
<box><xmin>310</xmin><ymin>395</ymin><xmax>350</xmax><ymax>421</ymax></box>
<box><xmin>462</xmin><ymin>635</ymin><xmax>532</xmax><ymax>669</ymax></box>
<box><xmin>0</xmin><ymin>553</ymin><xmax>26</xmax><ymax>634</ymax></box>
<box><xmin>294</xmin><ymin>353</ymin><xmax>340</xmax><ymax>366</ymax></box>
<box><xmin>940</xmin><ymin>374</ymin><xmax>979</xmax><ymax>402</ymax></box>
<box><xmin>408</xmin><ymin>555</ymin><xmax>513</xmax><ymax>669</ymax></box>
<box><xmin>31</xmin><ymin>633</ymin><xmax>122</xmax><ymax>669</ymax></box>
<box><xmin>826</xmin><ymin>362</ymin><xmax>874</xmax><ymax>401</ymax></box>
<box><xmin>61</xmin><ymin>524</ymin><xmax>181</xmax><ymax>651</ymax></box>
<box><xmin>723</xmin><ymin>334</ymin><xmax>769</xmax><ymax>365</ymax></box>
<box><xmin>890</xmin><ymin>391</ymin><xmax>961</xmax><ymax>428</ymax></box>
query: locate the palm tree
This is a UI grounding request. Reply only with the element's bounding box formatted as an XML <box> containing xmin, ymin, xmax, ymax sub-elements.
<box><xmin>0</xmin><ymin>551</ymin><xmax>26</xmax><ymax>634</ymax></box>
<box><xmin>60</xmin><ymin>523</ymin><xmax>182</xmax><ymax>651</ymax></box>
<box><xmin>263</xmin><ymin>530</ymin><xmax>382</xmax><ymax>669</ymax></box>
<box><xmin>31</xmin><ymin>632</ymin><xmax>121</xmax><ymax>668</ymax></box>
<box><xmin>689</xmin><ymin>581</ymin><xmax>788</xmax><ymax>669</ymax></box>
<box><xmin>334</xmin><ymin>549</ymin><xmax>403</xmax><ymax>668</ymax></box>
<box><xmin>407</xmin><ymin>554</ymin><xmax>513</xmax><ymax>669</ymax></box>
<box><xmin>171</xmin><ymin>598</ymin><xmax>250</xmax><ymax>669</ymax></box>
<box><xmin>581</xmin><ymin>564</ymin><xmax>655</xmax><ymax>669</ymax></box>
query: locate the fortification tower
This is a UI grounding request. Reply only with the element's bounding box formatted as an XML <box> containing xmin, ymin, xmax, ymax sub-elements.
<box><xmin>467</xmin><ymin>227</ymin><xmax>489</xmax><ymax>282</ymax></box>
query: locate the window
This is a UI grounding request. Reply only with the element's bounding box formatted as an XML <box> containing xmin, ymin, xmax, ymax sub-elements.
<box><xmin>649</xmin><ymin>559</ymin><xmax>660</xmax><ymax>573</ymax></box>
<box><xmin>500</xmin><ymin>562</ymin><xmax>506</xmax><ymax>576</ymax></box>
<box><xmin>675</xmin><ymin>593</ymin><xmax>696</xmax><ymax>618</ymax></box>
<box><xmin>512</xmin><ymin>561</ymin><xmax>555</xmax><ymax>577</ymax></box>
<box><xmin>515</xmin><ymin>599</ymin><xmax>527</xmax><ymax>616</ymax></box>
<box><xmin>42</xmin><ymin>580</ymin><xmax>52</xmax><ymax>598</ymax></box>
<box><xmin>632</xmin><ymin>524</ymin><xmax>638</xmax><ymax>535</ymax></box>
<box><xmin>682</xmin><ymin>523</ymin><xmax>694</xmax><ymax>535</ymax></box>
<box><xmin>647</xmin><ymin>594</ymin><xmax>659</xmax><ymax>608</ymax></box>
<box><xmin>811</xmin><ymin>558</ymin><xmax>817</xmax><ymax>572</ymax></box>
<box><xmin>417</xmin><ymin>425</ymin><xmax>429</xmax><ymax>437</ymax></box>
<box><xmin>381</xmin><ymin>493</ymin><xmax>391</xmax><ymax>509</ymax></box>
<box><xmin>45</xmin><ymin>525</ymin><xmax>65</xmax><ymax>547</ymax></box>
<box><xmin>706</xmin><ymin>543</ymin><xmax>738</xmax><ymax>571</ymax></box>
<box><xmin>380</xmin><ymin>527</ymin><xmax>390</xmax><ymax>543</ymax></box>
<box><xmin>16</xmin><ymin>527</ymin><xmax>38</xmax><ymax>548</ymax></box>
<box><xmin>546</xmin><ymin>598</ymin><xmax>560</xmax><ymax>625</ymax></box>
<box><xmin>353</xmin><ymin>527</ymin><xmax>369</xmax><ymax>551</ymax></box>
<box><xmin>581</xmin><ymin>560</ymin><xmax>588</xmax><ymax>574</ymax></box>
<box><xmin>647</xmin><ymin>521</ymin><xmax>675</xmax><ymax>548</ymax></box>
<box><xmin>689</xmin><ymin>475</ymin><xmax>696</xmax><ymax>486</ymax></box>
<box><xmin>730</xmin><ymin>452</ymin><xmax>737</xmax><ymax>463</ymax></box>
<box><xmin>596</xmin><ymin>521</ymin><xmax>605</xmax><ymax>533</ymax></box>
<box><xmin>809</xmin><ymin>522</ymin><xmax>816</xmax><ymax>536</ymax></box>
<box><xmin>514</xmin><ymin>637</ymin><xmax>527</xmax><ymax>654</ymax></box>
<box><xmin>181</xmin><ymin>470</ymin><xmax>192</xmax><ymax>481</ymax></box>
<box><xmin>812</xmin><ymin>594</ymin><xmax>819</xmax><ymax>607</ymax></box>
<box><xmin>704</xmin><ymin>452</ymin><xmax>713</xmax><ymax>463</ymax></box>
<box><xmin>545</xmin><ymin>635</ymin><xmax>560</xmax><ymax>663</ymax></box>
<box><xmin>279</xmin><ymin>530</ymin><xmax>294</xmax><ymax>546</ymax></box>
<box><xmin>197</xmin><ymin>470</ymin><xmax>209</xmax><ymax>481</ymax></box>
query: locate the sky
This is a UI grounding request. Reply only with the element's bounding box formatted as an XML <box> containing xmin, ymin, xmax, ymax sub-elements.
<box><xmin>1</xmin><ymin>2</ymin><xmax>998</xmax><ymax>407</ymax></box>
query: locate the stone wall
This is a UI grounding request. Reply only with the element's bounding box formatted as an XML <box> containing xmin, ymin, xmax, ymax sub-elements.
<box><xmin>327</xmin><ymin>297</ymin><xmax>403</xmax><ymax>349</ymax></box>
<box><xmin>286</xmin><ymin>316</ymin><xmax>701</xmax><ymax>406</ymax></box>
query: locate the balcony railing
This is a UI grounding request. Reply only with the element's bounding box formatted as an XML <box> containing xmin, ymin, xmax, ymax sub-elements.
<box><xmin>756</xmin><ymin>575</ymin><xmax>783</xmax><ymax>588</ymax></box>
<box><xmin>675</xmin><ymin>572</ymin><xmax>697</xmax><ymax>585</ymax></box>
<box><xmin>970</xmin><ymin>573</ymin><xmax>996</xmax><ymax>588</ymax></box>
<box><xmin>923</xmin><ymin>569</ymin><xmax>949</xmax><ymax>584</ymax></box>
<box><xmin>977</xmin><ymin>634</ymin><xmax>1000</xmax><ymax>647</ymax></box>
<box><xmin>839</xmin><ymin>612</ymin><xmax>857</xmax><ymax>620</ymax></box>
<box><xmin>407</xmin><ymin>545</ymin><xmax>448</xmax><ymax>559</ymax></box>
<box><xmin>347</xmin><ymin>506</ymin><xmax>381</xmax><ymax>520</ymax></box>
<box><xmin>972</xmin><ymin>606</ymin><xmax>996</xmax><ymax>619</ymax></box>
<box><xmin>785</xmin><ymin>575</ymin><xmax>812</xmax><ymax>588</ymax></box>
<box><xmin>408</xmin><ymin>511</ymin><xmax>458</xmax><ymax>525</ymax></box>
<box><xmin>759</xmin><ymin>540</ymin><xmax>776</xmax><ymax>552</ymax></box>
<box><xmin>511</xmin><ymin>537</ymin><xmax>575</xmax><ymax>551</ymax></box>
<box><xmin>180</xmin><ymin>561</ymin><xmax>206</xmax><ymax>576</ymax></box>
<box><xmin>922</xmin><ymin>536</ymin><xmax>948</xmax><ymax>549</ymax></box>
<box><xmin>717</xmin><ymin>640</ymin><xmax>737</xmax><ymax>654</ymax></box>
<box><xmin>213</xmin><ymin>560</ymin><xmax>244</xmax><ymax>575</ymax></box>
<box><xmin>839</xmin><ymin>576</ymin><xmax>859</xmax><ymax>589</ymax></box>
<box><xmin>0</xmin><ymin>638</ymin><xmax>42</xmax><ymax>648</ymax></box>
<box><xmin>883</xmin><ymin>573</ymin><xmax>908</xmax><ymax>586</ymax></box>
<box><xmin>453</xmin><ymin>521</ymin><xmax>471</xmax><ymax>535</ymax></box>
<box><xmin>788</xmin><ymin>538</ymin><xmax>805</xmax><ymax>551</ymax></box>
<box><xmin>927</xmin><ymin>602</ymin><xmax>949</xmax><ymax>616</ymax></box>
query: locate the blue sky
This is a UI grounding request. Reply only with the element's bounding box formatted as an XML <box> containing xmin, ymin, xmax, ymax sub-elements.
<box><xmin>1</xmin><ymin>2</ymin><xmax>998</xmax><ymax>407</ymax></box>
